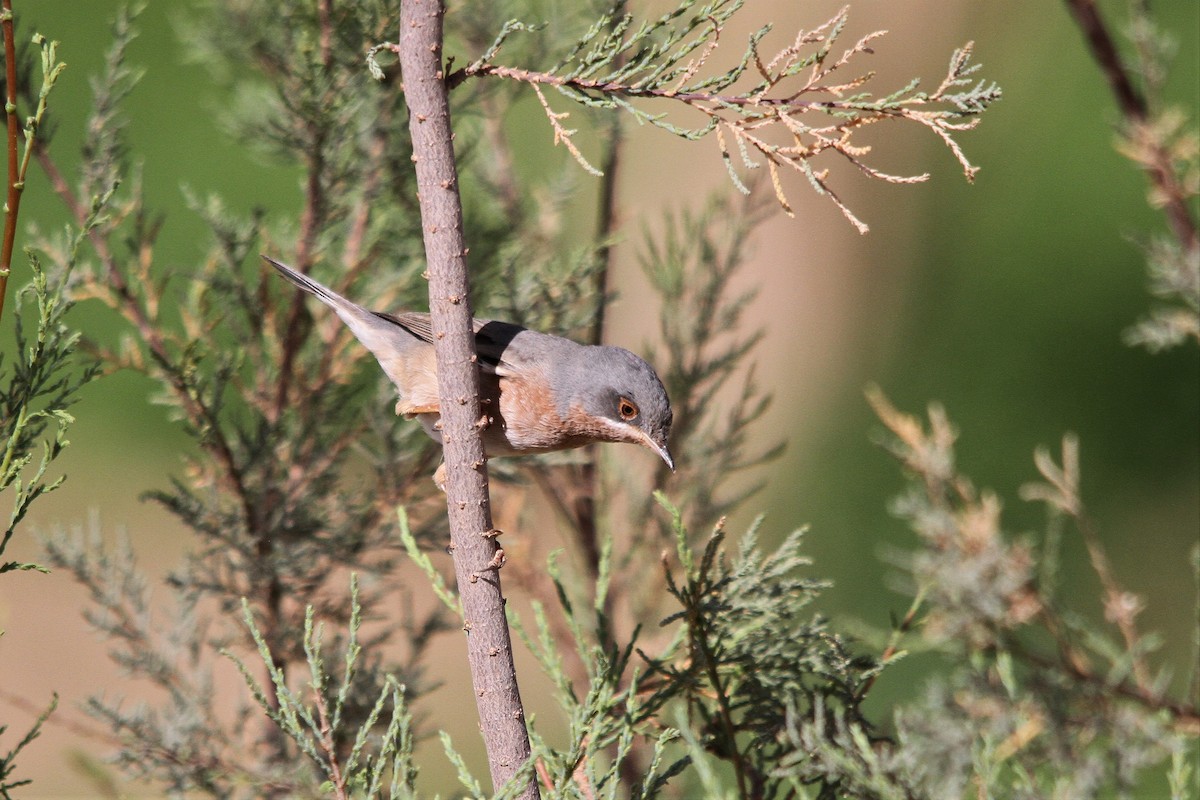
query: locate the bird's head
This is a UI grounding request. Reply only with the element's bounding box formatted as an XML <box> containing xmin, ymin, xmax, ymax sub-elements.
<box><xmin>562</xmin><ymin>345</ymin><xmax>674</xmax><ymax>470</ymax></box>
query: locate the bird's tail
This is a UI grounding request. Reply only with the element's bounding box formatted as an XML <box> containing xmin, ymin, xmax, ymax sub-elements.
<box><xmin>263</xmin><ymin>255</ymin><xmax>363</xmax><ymax>317</ymax></box>
<box><xmin>262</xmin><ymin>254</ymin><xmax>421</xmax><ymax>375</ymax></box>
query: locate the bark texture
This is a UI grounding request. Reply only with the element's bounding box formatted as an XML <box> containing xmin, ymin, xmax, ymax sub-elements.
<box><xmin>397</xmin><ymin>1</ymin><xmax>538</xmax><ymax>795</ymax></box>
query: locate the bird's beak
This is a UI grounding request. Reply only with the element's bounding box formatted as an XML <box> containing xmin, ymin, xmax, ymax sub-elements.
<box><xmin>637</xmin><ymin>429</ymin><xmax>675</xmax><ymax>472</ymax></box>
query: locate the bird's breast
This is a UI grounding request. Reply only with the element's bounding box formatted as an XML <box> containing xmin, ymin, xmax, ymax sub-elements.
<box><xmin>402</xmin><ymin>363</ymin><xmax>594</xmax><ymax>458</ymax></box>
<box><xmin>488</xmin><ymin>370</ymin><xmax>588</xmax><ymax>454</ymax></box>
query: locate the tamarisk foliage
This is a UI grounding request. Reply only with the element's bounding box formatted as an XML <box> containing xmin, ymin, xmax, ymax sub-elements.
<box><xmin>39</xmin><ymin>4</ymin><xmax>451</xmax><ymax>795</ymax></box>
<box><xmin>17</xmin><ymin>0</ymin><xmax>1193</xmax><ymax>798</ymax></box>
<box><xmin>1061</xmin><ymin>0</ymin><xmax>1199</xmax><ymax>350</ymax></box>
<box><xmin>450</xmin><ymin>1</ymin><xmax>1000</xmax><ymax>233</ymax></box>
<box><xmin>230</xmin><ymin>575</ymin><xmax>420</xmax><ymax>800</ymax></box>
<box><xmin>857</xmin><ymin>391</ymin><xmax>1198</xmax><ymax>798</ymax></box>
<box><xmin>0</xmin><ymin>13</ymin><xmax>93</xmax><ymax>798</ymax></box>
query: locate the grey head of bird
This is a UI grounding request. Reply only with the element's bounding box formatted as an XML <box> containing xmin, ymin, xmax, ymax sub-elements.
<box><xmin>551</xmin><ymin>344</ymin><xmax>674</xmax><ymax>471</ymax></box>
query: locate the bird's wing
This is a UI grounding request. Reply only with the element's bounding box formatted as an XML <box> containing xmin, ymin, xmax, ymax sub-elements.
<box><xmin>381</xmin><ymin>311</ymin><xmax>529</xmax><ymax>376</ymax></box>
<box><xmin>379</xmin><ymin>311</ymin><xmax>436</xmax><ymax>341</ymax></box>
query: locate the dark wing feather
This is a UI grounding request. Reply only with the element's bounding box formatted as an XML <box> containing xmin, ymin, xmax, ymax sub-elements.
<box><xmin>379</xmin><ymin>311</ymin><xmax>529</xmax><ymax>376</ymax></box>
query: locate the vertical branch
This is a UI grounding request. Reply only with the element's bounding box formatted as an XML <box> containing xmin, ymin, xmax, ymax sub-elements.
<box><xmin>396</xmin><ymin>2</ymin><xmax>537</xmax><ymax>796</ymax></box>
<box><xmin>571</xmin><ymin>117</ymin><xmax>624</xmax><ymax>581</ymax></box>
<box><xmin>586</xmin><ymin>0</ymin><xmax>629</xmax><ymax>348</ymax></box>
<box><xmin>588</xmin><ymin>116</ymin><xmax>623</xmax><ymax>349</ymax></box>
<box><xmin>257</xmin><ymin>5</ymin><xmax>338</xmax><ymax>765</ymax></box>
<box><xmin>575</xmin><ymin>0</ymin><xmax>630</xmax><ymax>582</ymax></box>
<box><xmin>1073</xmin><ymin>509</ymin><xmax>1153</xmax><ymax>691</ymax></box>
<box><xmin>1</xmin><ymin>0</ymin><xmax>21</xmax><ymax>321</ymax></box>
<box><xmin>1062</xmin><ymin>0</ymin><xmax>1147</xmax><ymax>120</ymax></box>
<box><xmin>273</xmin><ymin>14</ymin><xmax>333</xmax><ymax>421</ymax></box>
<box><xmin>1061</xmin><ymin>0</ymin><xmax>1199</xmax><ymax>254</ymax></box>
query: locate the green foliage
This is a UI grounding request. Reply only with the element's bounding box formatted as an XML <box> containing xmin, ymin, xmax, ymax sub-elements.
<box><xmin>42</xmin><ymin>525</ymin><xmax>244</xmax><ymax>795</ymax></box>
<box><xmin>504</xmin><ymin>551</ymin><xmax>689</xmax><ymax>798</ymax></box>
<box><xmin>0</xmin><ymin>256</ymin><xmax>94</xmax><ymax>568</ymax></box>
<box><xmin>647</xmin><ymin>497</ymin><xmax>882</xmax><ymax>799</ymax></box>
<box><xmin>866</xmin><ymin>392</ymin><xmax>1196</xmax><ymax>799</ymax></box>
<box><xmin>250</xmin><ymin>495</ymin><xmax>887</xmax><ymax>798</ymax></box>
<box><xmin>506</xmin><ymin>494</ymin><xmax>885</xmax><ymax>799</ymax></box>
<box><xmin>39</xmin><ymin>4</ymin><xmax>449</xmax><ymax>795</ymax></box>
<box><xmin>15</xmin><ymin>1</ymin><xmax>1195</xmax><ymax>798</ymax></box>
<box><xmin>0</xmin><ymin>692</ymin><xmax>56</xmax><ymax>799</ymax></box>
<box><xmin>1126</xmin><ymin>227</ymin><xmax>1200</xmax><ymax>350</ymax></box>
<box><xmin>0</xmin><ymin>8</ymin><xmax>86</xmax><ymax>571</ymax></box>
<box><xmin>1109</xmin><ymin>4</ymin><xmax>1200</xmax><ymax>351</ymax></box>
<box><xmin>230</xmin><ymin>575</ymin><xmax>419</xmax><ymax>800</ymax></box>
<box><xmin>0</xmin><ymin>16</ymin><xmax>96</xmax><ymax>797</ymax></box>
<box><xmin>640</xmin><ymin>192</ymin><xmax>782</xmax><ymax>530</ymax></box>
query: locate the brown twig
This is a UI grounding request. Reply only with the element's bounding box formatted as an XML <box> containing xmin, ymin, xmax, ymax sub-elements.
<box><xmin>681</xmin><ymin>563</ymin><xmax>752</xmax><ymax>798</ymax></box>
<box><xmin>273</xmin><ymin>0</ymin><xmax>335</xmax><ymax>422</ymax></box>
<box><xmin>1075</xmin><ymin>509</ymin><xmax>1153</xmax><ymax>690</ymax></box>
<box><xmin>340</xmin><ymin>111</ymin><xmax>387</xmax><ymax>274</ymax></box>
<box><xmin>477</xmin><ymin>92</ymin><xmax>524</xmax><ymax>227</ymax></box>
<box><xmin>33</xmin><ymin>148</ymin><xmax>294</xmax><ymax>771</ymax></box>
<box><xmin>1016</xmin><ymin>632</ymin><xmax>1200</xmax><ymax>733</ymax></box>
<box><xmin>459</xmin><ymin>12</ymin><xmax>993</xmax><ymax>235</ymax></box>
<box><xmin>1024</xmin><ymin>438</ymin><xmax>1154</xmax><ymax>691</ymax></box>
<box><xmin>568</xmin><ymin>62</ymin><xmax>628</xmax><ymax>582</ymax></box>
<box><xmin>272</xmin><ymin>136</ymin><xmax>326</xmax><ymax>422</ymax></box>
<box><xmin>34</xmin><ymin>142</ymin><xmax>258</xmax><ymax>534</ymax></box>
<box><xmin>33</xmin><ymin>143</ymin><xmax>80</xmax><ymax>219</ymax></box>
<box><xmin>316</xmin><ymin>0</ymin><xmax>333</xmax><ymax>69</ymax></box>
<box><xmin>1062</xmin><ymin>0</ymin><xmax>1146</xmax><ymax>119</ymax></box>
<box><xmin>2</xmin><ymin>683</ymin><xmax>268</xmax><ymax>792</ymax></box>
<box><xmin>0</xmin><ymin>688</ymin><xmax>116</xmax><ymax>749</ymax></box>
<box><xmin>857</xmin><ymin>587</ymin><xmax>928</xmax><ymax>702</ymax></box>
<box><xmin>461</xmin><ymin>62</ymin><xmax>902</xmax><ymax>111</ymax></box>
<box><xmin>256</xmin><ymin>13</ymin><xmax>340</xmax><ymax>763</ymax></box>
<box><xmin>1061</xmin><ymin>0</ymin><xmax>1199</xmax><ymax>254</ymax></box>
<box><xmin>396</xmin><ymin>1</ymin><xmax>537</xmax><ymax>795</ymax></box>
<box><xmin>568</xmin><ymin>108</ymin><xmax>626</xmax><ymax>585</ymax></box>
<box><xmin>1</xmin><ymin>0</ymin><xmax>22</xmax><ymax>321</ymax></box>
<box><xmin>311</xmin><ymin>685</ymin><xmax>348</xmax><ymax>800</ymax></box>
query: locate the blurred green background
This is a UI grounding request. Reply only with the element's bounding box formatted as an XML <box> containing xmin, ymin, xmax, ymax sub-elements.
<box><xmin>1</xmin><ymin>1</ymin><xmax>1197</xmax><ymax>796</ymax></box>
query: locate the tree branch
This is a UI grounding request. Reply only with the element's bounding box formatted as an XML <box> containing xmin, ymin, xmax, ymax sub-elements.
<box><xmin>396</xmin><ymin>2</ymin><xmax>537</xmax><ymax>795</ymax></box>
<box><xmin>1</xmin><ymin>0</ymin><xmax>22</xmax><ymax>321</ymax></box>
<box><xmin>1061</xmin><ymin>0</ymin><xmax>1199</xmax><ymax>254</ymax></box>
<box><xmin>458</xmin><ymin>12</ymin><xmax>998</xmax><ymax>235</ymax></box>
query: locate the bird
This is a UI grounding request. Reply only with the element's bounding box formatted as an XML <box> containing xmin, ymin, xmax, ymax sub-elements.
<box><xmin>264</xmin><ymin>256</ymin><xmax>674</xmax><ymax>481</ymax></box>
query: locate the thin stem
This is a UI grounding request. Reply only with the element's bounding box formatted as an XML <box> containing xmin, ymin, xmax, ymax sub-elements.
<box><xmin>312</xmin><ymin>686</ymin><xmax>347</xmax><ymax>800</ymax></box>
<box><xmin>463</xmin><ymin>62</ymin><xmax>950</xmax><ymax>114</ymax></box>
<box><xmin>273</xmin><ymin>135</ymin><xmax>326</xmax><ymax>422</ymax></box>
<box><xmin>1</xmin><ymin>0</ymin><xmax>21</xmax><ymax>321</ymax></box>
<box><xmin>0</xmin><ymin>688</ymin><xmax>118</xmax><ymax>749</ymax></box>
<box><xmin>692</xmin><ymin>603</ymin><xmax>751</xmax><ymax>798</ymax></box>
<box><xmin>571</xmin><ymin>19</ymin><xmax>628</xmax><ymax>576</ymax></box>
<box><xmin>1062</xmin><ymin>0</ymin><xmax>1147</xmax><ymax>119</ymax></box>
<box><xmin>589</xmin><ymin>114</ymin><xmax>623</xmax><ymax>348</ymax></box>
<box><xmin>1061</xmin><ymin>0</ymin><xmax>1199</xmax><ymax>254</ymax></box>
<box><xmin>1016</xmin><ymin>629</ymin><xmax>1200</xmax><ymax>732</ymax></box>
<box><xmin>478</xmin><ymin>91</ymin><xmax>523</xmax><ymax>227</ymax></box>
<box><xmin>257</xmin><ymin>18</ymin><xmax>339</xmax><ymax>764</ymax></box>
<box><xmin>569</xmin><ymin>114</ymin><xmax>625</xmax><ymax>582</ymax></box>
<box><xmin>1073</xmin><ymin>509</ymin><xmax>1153</xmax><ymax>691</ymax></box>
<box><xmin>34</xmin><ymin>143</ymin><xmax>258</xmax><ymax>531</ymax></box>
<box><xmin>316</xmin><ymin>0</ymin><xmax>333</xmax><ymax>69</ymax></box>
<box><xmin>857</xmin><ymin>586</ymin><xmax>928</xmax><ymax>701</ymax></box>
<box><xmin>274</xmin><ymin>0</ymin><xmax>334</xmax><ymax>422</ymax></box>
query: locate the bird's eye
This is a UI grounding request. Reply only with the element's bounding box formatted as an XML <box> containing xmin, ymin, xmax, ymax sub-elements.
<box><xmin>617</xmin><ymin>397</ymin><xmax>639</xmax><ymax>421</ymax></box>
